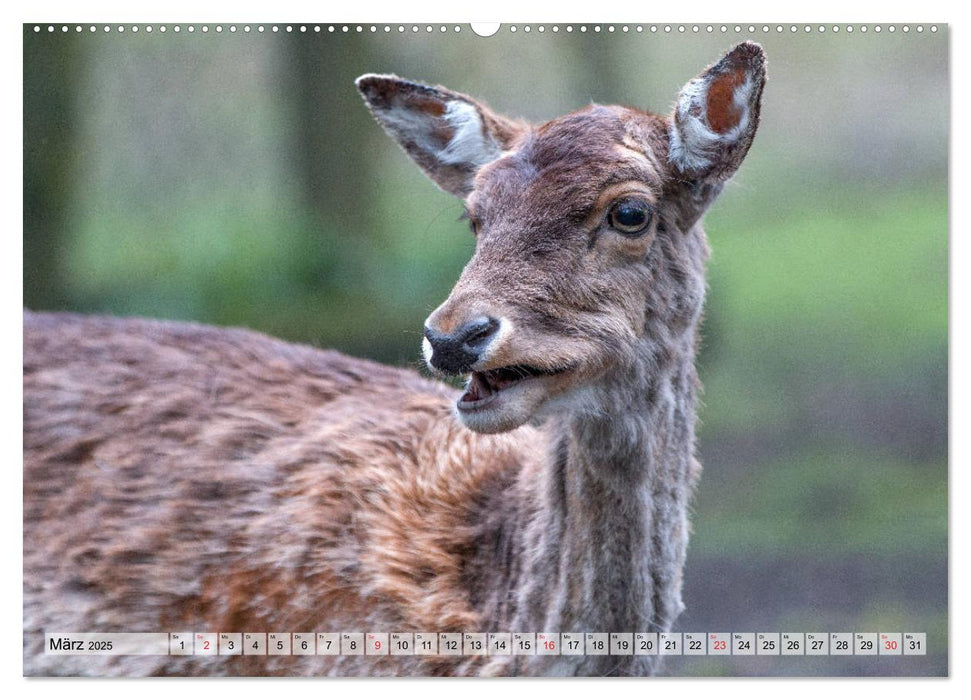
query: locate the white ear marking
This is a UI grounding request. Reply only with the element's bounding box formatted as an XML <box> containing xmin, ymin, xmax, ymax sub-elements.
<box><xmin>439</xmin><ymin>101</ymin><xmax>502</xmax><ymax>167</ymax></box>
<box><xmin>371</xmin><ymin>98</ymin><xmax>501</xmax><ymax>171</ymax></box>
<box><xmin>377</xmin><ymin>105</ymin><xmax>443</xmax><ymax>156</ymax></box>
<box><xmin>669</xmin><ymin>74</ymin><xmax>754</xmax><ymax>174</ymax></box>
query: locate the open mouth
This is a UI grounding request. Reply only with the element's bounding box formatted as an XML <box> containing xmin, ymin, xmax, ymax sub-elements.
<box><xmin>457</xmin><ymin>364</ymin><xmax>565</xmax><ymax>411</ymax></box>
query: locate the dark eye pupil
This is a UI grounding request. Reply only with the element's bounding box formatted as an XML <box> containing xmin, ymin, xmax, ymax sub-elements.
<box><xmin>609</xmin><ymin>200</ymin><xmax>651</xmax><ymax>233</ymax></box>
<box><xmin>615</xmin><ymin>205</ymin><xmax>645</xmax><ymax>227</ymax></box>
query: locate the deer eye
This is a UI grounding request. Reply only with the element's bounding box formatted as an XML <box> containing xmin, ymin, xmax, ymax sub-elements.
<box><xmin>608</xmin><ymin>198</ymin><xmax>653</xmax><ymax>235</ymax></box>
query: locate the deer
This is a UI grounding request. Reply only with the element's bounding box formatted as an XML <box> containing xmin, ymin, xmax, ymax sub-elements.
<box><xmin>23</xmin><ymin>42</ymin><xmax>765</xmax><ymax>676</ymax></box>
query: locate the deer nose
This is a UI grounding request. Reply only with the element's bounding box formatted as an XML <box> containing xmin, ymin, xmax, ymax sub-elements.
<box><xmin>423</xmin><ymin>316</ymin><xmax>500</xmax><ymax>374</ymax></box>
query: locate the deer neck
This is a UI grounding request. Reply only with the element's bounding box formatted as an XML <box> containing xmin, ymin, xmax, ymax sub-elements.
<box><xmin>503</xmin><ymin>331</ymin><xmax>700</xmax><ymax>674</ymax></box>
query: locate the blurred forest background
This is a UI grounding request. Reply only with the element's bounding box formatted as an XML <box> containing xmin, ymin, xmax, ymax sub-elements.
<box><xmin>23</xmin><ymin>24</ymin><xmax>947</xmax><ymax>676</ymax></box>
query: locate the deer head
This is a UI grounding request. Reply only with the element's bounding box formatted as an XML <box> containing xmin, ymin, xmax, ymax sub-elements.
<box><xmin>357</xmin><ymin>42</ymin><xmax>765</xmax><ymax>434</ymax></box>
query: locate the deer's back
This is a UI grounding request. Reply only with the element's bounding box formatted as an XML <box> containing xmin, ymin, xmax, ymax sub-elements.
<box><xmin>23</xmin><ymin>311</ymin><xmax>534</xmax><ymax>676</ymax></box>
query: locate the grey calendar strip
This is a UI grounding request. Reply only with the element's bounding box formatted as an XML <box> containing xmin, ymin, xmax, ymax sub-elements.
<box><xmin>46</xmin><ymin>632</ymin><xmax>926</xmax><ymax>656</ymax></box>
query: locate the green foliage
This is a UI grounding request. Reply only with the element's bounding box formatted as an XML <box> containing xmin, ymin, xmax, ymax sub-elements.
<box><xmin>700</xmin><ymin>183</ymin><xmax>947</xmax><ymax>434</ymax></box>
<box><xmin>692</xmin><ymin>449</ymin><xmax>946</xmax><ymax>558</ymax></box>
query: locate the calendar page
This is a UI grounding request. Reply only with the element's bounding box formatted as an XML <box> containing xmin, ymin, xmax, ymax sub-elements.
<box><xmin>22</xmin><ymin>19</ymin><xmax>948</xmax><ymax>678</ymax></box>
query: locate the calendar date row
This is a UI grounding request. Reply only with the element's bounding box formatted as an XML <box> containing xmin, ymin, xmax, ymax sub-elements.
<box><xmin>46</xmin><ymin>632</ymin><xmax>926</xmax><ymax>657</ymax></box>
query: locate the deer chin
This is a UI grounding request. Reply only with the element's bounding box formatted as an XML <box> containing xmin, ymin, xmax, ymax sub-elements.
<box><xmin>455</xmin><ymin>364</ymin><xmax>571</xmax><ymax>434</ymax></box>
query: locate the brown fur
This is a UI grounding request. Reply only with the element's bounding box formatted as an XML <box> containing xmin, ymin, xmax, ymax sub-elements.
<box><xmin>24</xmin><ymin>312</ymin><xmax>535</xmax><ymax>675</ymax></box>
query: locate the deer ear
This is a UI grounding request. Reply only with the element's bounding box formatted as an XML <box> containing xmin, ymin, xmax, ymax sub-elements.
<box><xmin>356</xmin><ymin>74</ymin><xmax>526</xmax><ymax>197</ymax></box>
<box><xmin>668</xmin><ymin>42</ymin><xmax>766</xmax><ymax>181</ymax></box>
